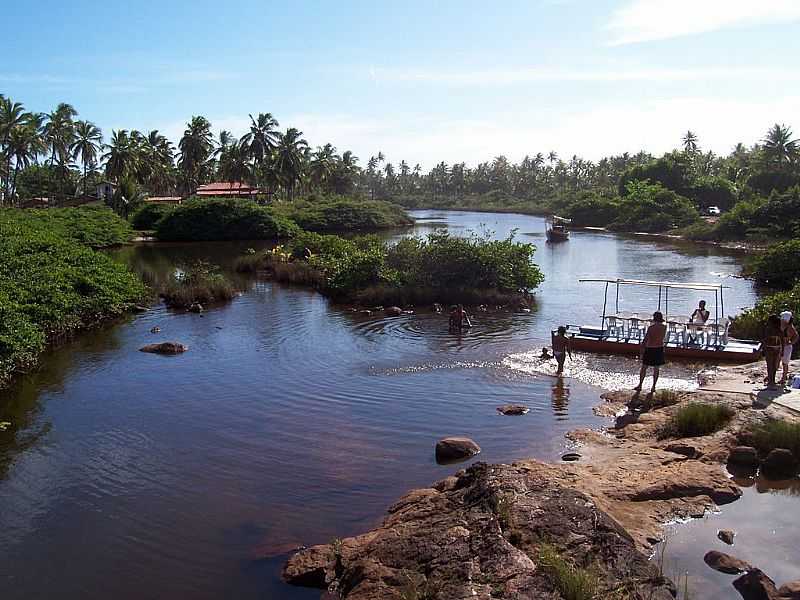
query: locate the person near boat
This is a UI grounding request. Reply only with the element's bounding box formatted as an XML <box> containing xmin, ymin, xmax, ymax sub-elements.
<box><xmin>448</xmin><ymin>304</ymin><xmax>472</xmax><ymax>332</ymax></box>
<box><xmin>539</xmin><ymin>347</ymin><xmax>552</xmax><ymax>360</ymax></box>
<box><xmin>552</xmin><ymin>326</ymin><xmax>572</xmax><ymax>375</ymax></box>
<box><xmin>779</xmin><ymin>310</ymin><xmax>798</xmax><ymax>385</ymax></box>
<box><xmin>687</xmin><ymin>300</ymin><xmax>709</xmax><ymax>342</ymax></box>
<box><xmin>634</xmin><ymin>311</ymin><xmax>667</xmax><ymax>393</ymax></box>
<box><xmin>761</xmin><ymin>314</ymin><xmax>784</xmax><ymax>389</ymax></box>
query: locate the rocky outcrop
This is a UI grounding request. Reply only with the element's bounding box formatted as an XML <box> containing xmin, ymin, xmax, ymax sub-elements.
<box><xmin>496</xmin><ymin>404</ymin><xmax>529</xmax><ymax>416</ymax></box>
<box><xmin>284</xmin><ymin>462</ymin><xmax>675</xmax><ymax>600</ymax></box>
<box><xmin>718</xmin><ymin>529</ymin><xmax>736</xmax><ymax>545</ymax></box>
<box><xmin>778</xmin><ymin>580</ymin><xmax>800</xmax><ymax>599</ymax></box>
<box><xmin>139</xmin><ymin>342</ymin><xmax>188</xmax><ymax>354</ymax></box>
<box><xmin>384</xmin><ymin>306</ymin><xmax>402</xmax><ymax>317</ymax></box>
<box><xmin>761</xmin><ymin>448</ymin><xmax>799</xmax><ymax>478</ymax></box>
<box><xmin>434</xmin><ymin>437</ymin><xmax>481</xmax><ymax>463</ymax></box>
<box><xmin>704</xmin><ymin>550</ymin><xmax>751</xmax><ymax>574</ymax></box>
<box><xmin>734</xmin><ymin>568</ymin><xmax>779</xmax><ymax>599</ymax></box>
<box><xmin>729</xmin><ymin>446</ymin><xmax>759</xmax><ymax>467</ymax></box>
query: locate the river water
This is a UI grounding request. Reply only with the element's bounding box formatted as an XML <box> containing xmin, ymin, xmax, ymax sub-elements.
<box><xmin>0</xmin><ymin>210</ymin><xmax>789</xmax><ymax>599</ymax></box>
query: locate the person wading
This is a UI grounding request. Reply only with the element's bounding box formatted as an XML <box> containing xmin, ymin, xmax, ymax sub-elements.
<box><xmin>634</xmin><ymin>311</ymin><xmax>667</xmax><ymax>394</ymax></box>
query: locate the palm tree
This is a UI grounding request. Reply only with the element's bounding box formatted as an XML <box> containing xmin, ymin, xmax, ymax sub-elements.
<box><xmin>178</xmin><ymin>116</ymin><xmax>214</xmax><ymax>195</ymax></box>
<box><xmin>242</xmin><ymin>112</ymin><xmax>279</xmax><ymax>164</ymax></box>
<box><xmin>44</xmin><ymin>103</ymin><xmax>77</xmax><ymax>166</ymax></box>
<box><xmin>309</xmin><ymin>143</ymin><xmax>336</xmax><ymax>191</ymax></box>
<box><xmin>682</xmin><ymin>130</ymin><xmax>699</xmax><ymax>153</ymax></box>
<box><xmin>103</xmin><ymin>130</ymin><xmax>140</xmax><ymax>182</ymax></box>
<box><xmin>139</xmin><ymin>130</ymin><xmax>175</xmax><ymax>194</ymax></box>
<box><xmin>273</xmin><ymin>128</ymin><xmax>308</xmax><ymax>201</ymax></box>
<box><xmin>1</xmin><ymin>95</ymin><xmax>29</xmax><ymax>203</ymax></box>
<box><xmin>762</xmin><ymin>123</ymin><xmax>798</xmax><ymax>167</ymax></box>
<box><xmin>217</xmin><ymin>139</ymin><xmax>251</xmax><ymax>184</ymax></box>
<box><xmin>71</xmin><ymin>120</ymin><xmax>103</xmax><ymax>197</ymax></box>
<box><xmin>547</xmin><ymin>151</ymin><xmax>558</xmax><ymax>165</ymax></box>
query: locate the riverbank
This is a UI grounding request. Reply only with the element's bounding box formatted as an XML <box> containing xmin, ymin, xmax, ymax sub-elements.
<box><xmin>284</xmin><ymin>360</ymin><xmax>800</xmax><ymax>599</ymax></box>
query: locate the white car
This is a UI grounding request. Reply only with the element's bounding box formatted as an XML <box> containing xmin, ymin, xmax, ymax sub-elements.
<box><xmin>707</xmin><ymin>206</ymin><xmax>721</xmax><ymax>216</ymax></box>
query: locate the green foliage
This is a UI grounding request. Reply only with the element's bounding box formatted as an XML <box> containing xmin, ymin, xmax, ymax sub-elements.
<box><xmin>747</xmin><ymin>170</ymin><xmax>800</xmax><ymax>196</ymax></box>
<box><xmin>659</xmin><ymin>403</ymin><xmax>735</xmax><ymax>439</ymax></box>
<box><xmin>690</xmin><ymin>176</ymin><xmax>737</xmax><ymax>211</ymax></box>
<box><xmin>749</xmin><ymin>420</ymin><xmax>800</xmax><ymax>460</ymax></box>
<box><xmin>14</xmin><ymin>164</ymin><xmax>79</xmax><ymax>201</ymax></box>
<box><xmin>272</xmin><ymin>196</ymin><xmax>413</xmax><ymax>231</ymax></box>
<box><xmin>563</xmin><ymin>192</ymin><xmax>621</xmax><ymax>227</ymax></box>
<box><xmin>730</xmin><ymin>282</ymin><xmax>800</xmax><ymax>339</ymax></box>
<box><xmin>539</xmin><ymin>543</ymin><xmax>598</xmax><ymax>600</ymax></box>
<box><xmin>130</xmin><ymin>203</ymin><xmax>174</xmax><ymax>230</ymax></box>
<box><xmin>619</xmin><ymin>152</ymin><xmax>693</xmax><ymax>198</ymax></box>
<box><xmin>160</xmin><ymin>261</ymin><xmax>236</xmax><ymax>308</ymax></box>
<box><xmin>0</xmin><ymin>208</ymin><xmax>146</xmax><ymax>388</ymax></box>
<box><xmin>610</xmin><ymin>181</ymin><xmax>699</xmax><ymax>232</ymax></box>
<box><xmin>711</xmin><ymin>186</ymin><xmax>800</xmax><ymax>241</ymax></box>
<box><xmin>154</xmin><ymin>197</ymin><xmax>299</xmax><ymax>241</ymax></box>
<box><xmin>0</xmin><ymin>206</ymin><xmax>133</xmax><ymax>247</ymax></box>
<box><xmin>747</xmin><ymin>239</ymin><xmax>800</xmax><ymax>288</ymax></box>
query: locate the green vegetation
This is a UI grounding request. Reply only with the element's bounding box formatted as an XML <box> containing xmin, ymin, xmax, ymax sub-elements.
<box><xmin>538</xmin><ymin>544</ymin><xmax>598</xmax><ymax>600</ymax></box>
<box><xmin>610</xmin><ymin>180</ymin><xmax>698</xmax><ymax>232</ymax></box>
<box><xmin>749</xmin><ymin>420</ymin><xmax>800</xmax><ymax>460</ymax></box>
<box><xmin>154</xmin><ymin>198</ymin><xmax>298</xmax><ymax>241</ymax></box>
<box><xmin>659</xmin><ymin>403</ymin><xmax>735</xmax><ymax>439</ymax></box>
<box><xmin>129</xmin><ymin>203</ymin><xmax>174</xmax><ymax>230</ymax></box>
<box><xmin>729</xmin><ymin>282</ymin><xmax>800</xmax><ymax>339</ymax></box>
<box><xmin>240</xmin><ymin>229</ymin><xmax>543</xmax><ymax>306</ymax></box>
<box><xmin>271</xmin><ymin>196</ymin><xmax>413</xmax><ymax>231</ymax></box>
<box><xmin>0</xmin><ymin>208</ymin><xmax>146</xmax><ymax>388</ymax></box>
<box><xmin>161</xmin><ymin>261</ymin><xmax>236</xmax><ymax>309</ymax></box>
<box><xmin>746</xmin><ymin>239</ymin><xmax>800</xmax><ymax>289</ymax></box>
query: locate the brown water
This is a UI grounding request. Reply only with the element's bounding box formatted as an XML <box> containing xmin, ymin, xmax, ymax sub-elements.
<box><xmin>0</xmin><ymin>210</ymin><xmax>788</xmax><ymax>599</ymax></box>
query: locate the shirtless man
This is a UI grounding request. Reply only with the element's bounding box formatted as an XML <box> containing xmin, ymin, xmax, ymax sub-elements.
<box><xmin>552</xmin><ymin>326</ymin><xmax>572</xmax><ymax>375</ymax></box>
<box><xmin>634</xmin><ymin>311</ymin><xmax>667</xmax><ymax>393</ymax></box>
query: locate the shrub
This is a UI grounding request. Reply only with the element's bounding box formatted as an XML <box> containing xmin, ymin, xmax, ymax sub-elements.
<box><xmin>749</xmin><ymin>420</ymin><xmax>800</xmax><ymax>459</ymax></box>
<box><xmin>681</xmin><ymin>221</ymin><xmax>717</xmax><ymax>241</ymax></box>
<box><xmin>746</xmin><ymin>239</ymin><xmax>800</xmax><ymax>289</ymax></box>
<box><xmin>160</xmin><ymin>261</ymin><xmax>237</xmax><ymax>308</ymax></box>
<box><xmin>273</xmin><ymin>196</ymin><xmax>413</xmax><ymax>232</ymax></box>
<box><xmin>563</xmin><ymin>192</ymin><xmax>621</xmax><ymax>227</ymax></box>
<box><xmin>690</xmin><ymin>176</ymin><xmax>737</xmax><ymax>211</ymax></box>
<box><xmin>729</xmin><ymin>282</ymin><xmax>800</xmax><ymax>339</ymax></box>
<box><xmin>539</xmin><ymin>544</ymin><xmax>598</xmax><ymax>600</ymax></box>
<box><xmin>130</xmin><ymin>203</ymin><xmax>174</xmax><ymax>230</ymax></box>
<box><xmin>659</xmin><ymin>403</ymin><xmax>735</xmax><ymax>439</ymax></box>
<box><xmin>154</xmin><ymin>197</ymin><xmax>299</xmax><ymax>241</ymax></box>
<box><xmin>610</xmin><ymin>180</ymin><xmax>699</xmax><ymax>232</ymax></box>
<box><xmin>0</xmin><ymin>209</ymin><xmax>146</xmax><ymax>388</ymax></box>
<box><xmin>618</xmin><ymin>152</ymin><xmax>693</xmax><ymax>198</ymax></box>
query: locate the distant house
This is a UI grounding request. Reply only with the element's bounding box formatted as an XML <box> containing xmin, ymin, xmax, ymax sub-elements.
<box><xmin>95</xmin><ymin>181</ymin><xmax>117</xmax><ymax>201</ymax></box>
<box><xmin>144</xmin><ymin>196</ymin><xmax>183</xmax><ymax>205</ymax></box>
<box><xmin>195</xmin><ymin>182</ymin><xmax>262</xmax><ymax>198</ymax></box>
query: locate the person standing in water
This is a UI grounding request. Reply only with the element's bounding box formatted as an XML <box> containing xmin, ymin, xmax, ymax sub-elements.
<box><xmin>779</xmin><ymin>311</ymin><xmax>798</xmax><ymax>384</ymax></box>
<box><xmin>552</xmin><ymin>326</ymin><xmax>572</xmax><ymax>375</ymax></box>
<box><xmin>634</xmin><ymin>312</ymin><xmax>667</xmax><ymax>394</ymax></box>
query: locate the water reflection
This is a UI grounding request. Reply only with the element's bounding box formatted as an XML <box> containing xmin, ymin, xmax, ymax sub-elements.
<box><xmin>551</xmin><ymin>379</ymin><xmax>570</xmax><ymax>420</ymax></box>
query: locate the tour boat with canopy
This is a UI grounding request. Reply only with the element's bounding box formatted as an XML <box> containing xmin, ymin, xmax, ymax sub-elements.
<box><xmin>545</xmin><ymin>215</ymin><xmax>570</xmax><ymax>242</ymax></box>
<box><xmin>552</xmin><ymin>278</ymin><xmax>761</xmax><ymax>362</ymax></box>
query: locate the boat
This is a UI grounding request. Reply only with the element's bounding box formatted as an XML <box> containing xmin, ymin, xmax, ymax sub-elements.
<box><xmin>552</xmin><ymin>278</ymin><xmax>761</xmax><ymax>363</ymax></box>
<box><xmin>545</xmin><ymin>215</ymin><xmax>570</xmax><ymax>242</ymax></box>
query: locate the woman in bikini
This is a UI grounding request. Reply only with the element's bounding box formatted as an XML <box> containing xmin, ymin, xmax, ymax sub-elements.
<box><xmin>762</xmin><ymin>314</ymin><xmax>784</xmax><ymax>389</ymax></box>
<box><xmin>634</xmin><ymin>311</ymin><xmax>667</xmax><ymax>394</ymax></box>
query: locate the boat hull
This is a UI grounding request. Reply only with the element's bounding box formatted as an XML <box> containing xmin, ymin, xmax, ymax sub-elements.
<box><xmin>546</xmin><ymin>229</ymin><xmax>569</xmax><ymax>242</ymax></box>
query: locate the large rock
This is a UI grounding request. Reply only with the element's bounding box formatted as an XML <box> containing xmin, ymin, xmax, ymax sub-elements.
<box><xmin>778</xmin><ymin>580</ymin><xmax>800</xmax><ymax>599</ymax></box>
<box><xmin>761</xmin><ymin>449</ymin><xmax>799</xmax><ymax>479</ymax></box>
<box><xmin>729</xmin><ymin>446</ymin><xmax>759</xmax><ymax>467</ymax></box>
<box><xmin>283</xmin><ymin>462</ymin><xmax>675</xmax><ymax>600</ymax></box>
<box><xmin>497</xmin><ymin>404</ymin><xmax>529</xmax><ymax>416</ymax></box>
<box><xmin>435</xmin><ymin>437</ymin><xmax>481</xmax><ymax>463</ymax></box>
<box><xmin>704</xmin><ymin>550</ymin><xmax>751</xmax><ymax>574</ymax></box>
<box><xmin>139</xmin><ymin>342</ymin><xmax>188</xmax><ymax>354</ymax></box>
<box><xmin>384</xmin><ymin>306</ymin><xmax>402</xmax><ymax>317</ymax></box>
<box><xmin>718</xmin><ymin>529</ymin><xmax>736</xmax><ymax>545</ymax></box>
<box><xmin>733</xmin><ymin>568</ymin><xmax>779</xmax><ymax>600</ymax></box>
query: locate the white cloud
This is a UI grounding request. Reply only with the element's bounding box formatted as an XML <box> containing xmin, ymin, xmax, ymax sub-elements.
<box><xmin>606</xmin><ymin>0</ymin><xmax>800</xmax><ymax>45</ymax></box>
<box><xmin>154</xmin><ymin>96</ymin><xmax>797</xmax><ymax>170</ymax></box>
<box><xmin>367</xmin><ymin>65</ymin><xmax>794</xmax><ymax>86</ymax></box>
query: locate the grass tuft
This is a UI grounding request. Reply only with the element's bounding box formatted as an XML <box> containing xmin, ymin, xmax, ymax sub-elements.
<box><xmin>749</xmin><ymin>420</ymin><xmax>800</xmax><ymax>459</ymax></box>
<box><xmin>160</xmin><ymin>261</ymin><xmax>237</xmax><ymax>309</ymax></box>
<box><xmin>659</xmin><ymin>402</ymin><xmax>734</xmax><ymax>439</ymax></box>
<box><xmin>539</xmin><ymin>543</ymin><xmax>598</xmax><ymax>600</ymax></box>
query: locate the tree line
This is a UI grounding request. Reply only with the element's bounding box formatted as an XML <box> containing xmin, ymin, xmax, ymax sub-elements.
<box><xmin>2</xmin><ymin>92</ymin><xmax>798</xmax><ymax>217</ymax></box>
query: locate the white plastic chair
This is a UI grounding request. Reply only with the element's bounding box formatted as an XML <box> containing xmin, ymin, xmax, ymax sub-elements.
<box><xmin>627</xmin><ymin>317</ymin><xmax>647</xmax><ymax>342</ymax></box>
<box><xmin>667</xmin><ymin>322</ymin><xmax>686</xmax><ymax>347</ymax></box>
<box><xmin>606</xmin><ymin>316</ymin><xmax>625</xmax><ymax>339</ymax></box>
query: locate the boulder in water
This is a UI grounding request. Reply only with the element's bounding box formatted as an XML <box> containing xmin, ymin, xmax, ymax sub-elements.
<box><xmin>139</xmin><ymin>342</ymin><xmax>188</xmax><ymax>355</ymax></box>
<box><xmin>384</xmin><ymin>306</ymin><xmax>403</xmax><ymax>317</ymax></box>
<box><xmin>733</xmin><ymin>568</ymin><xmax>779</xmax><ymax>599</ymax></box>
<box><xmin>435</xmin><ymin>437</ymin><xmax>481</xmax><ymax>464</ymax></box>
<box><xmin>778</xmin><ymin>580</ymin><xmax>800</xmax><ymax>599</ymax></box>
<box><xmin>496</xmin><ymin>404</ymin><xmax>529</xmax><ymax>416</ymax></box>
<box><xmin>761</xmin><ymin>448</ymin><xmax>798</xmax><ymax>478</ymax></box>
<box><xmin>728</xmin><ymin>446</ymin><xmax>759</xmax><ymax>467</ymax></box>
<box><xmin>704</xmin><ymin>550</ymin><xmax>751</xmax><ymax>574</ymax></box>
<box><xmin>718</xmin><ymin>529</ymin><xmax>736</xmax><ymax>545</ymax></box>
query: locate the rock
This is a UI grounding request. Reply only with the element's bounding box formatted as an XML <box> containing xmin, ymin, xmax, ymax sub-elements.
<box><xmin>729</xmin><ymin>446</ymin><xmax>760</xmax><ymax>467</ymax></box>
<box><xmin>435</xmin><ymin>437</ymin><xmax>481</xmax><ymax>464</ymax></box>
<box><xmin>761</xmin><ymin>449</ymin><xmax>799</xmax><ymax>478</ymax></box>
<box><xmin>665</xmin><ymin>443</ymin><xmax>700</xmax><ymax>458</ymax></box>
<box><xmin>496</xmin><ymin>404</ymin><xmax>529</xmax><ymax>416</ymax></box>
<box><xmin>188</xmin><ymin>302</ymin><xmax>203</xmax><ymax>313</ymax></box>
<box><xmin>733</xmin><ymin>568</ymin><xmax>779</xmax><ymax>600</ymax></box>
<box><xmin>139</xmin><ymin>342</ymin><xmax>188</xmax><ymax>355</ymax></box>
<box><xmin>561</xmin><ymin>452</ymin><xmax>581</xmax><ymax>462</ymax></box>
<box><xmin>384</xmin><ymin>306</ymin><xmax>402</xmax><ymax>317</ymax></box>
<box><xmin>283</xmin><ymin>462</ymin><xmax>675</xmax><ymax>600</ymax></box>
<box><xmin>718</xmin><ymin>529</ymin><xmax>736</xmax><ymax>545</ymax></box>
<box><xmin>778</xmin><ymin>580</ymin><xmax>800</xmax><ymax>599</ymax></box>
<box><xmin>704</xmin><ymin>550</ymin><xmax>751</xmax><ymax>574</ymax></box>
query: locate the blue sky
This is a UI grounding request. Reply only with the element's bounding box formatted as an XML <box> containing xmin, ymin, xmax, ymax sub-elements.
<box><xmin>3</xmin><ymin>0</ymin><xmax>799</xmax><ymax>168</ymax></box>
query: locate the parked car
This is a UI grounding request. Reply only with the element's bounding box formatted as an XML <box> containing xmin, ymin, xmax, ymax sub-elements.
<box><xmin>706</xmin><ymin>206</ymin><xmax>721</xmax><ymax>215</ymax></box>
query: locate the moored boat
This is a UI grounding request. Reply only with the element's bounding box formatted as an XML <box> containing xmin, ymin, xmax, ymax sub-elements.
<box><xmin>545</xmin><ymin>215</ymin><xmax>570</xmax><ymax>242</ymax></box>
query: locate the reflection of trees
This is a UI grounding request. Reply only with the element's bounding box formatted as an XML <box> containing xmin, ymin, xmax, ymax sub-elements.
<box><xmin>551</xmin><ymin>379</ymin><xmax>570</xmax><ymax>417</ymax></box>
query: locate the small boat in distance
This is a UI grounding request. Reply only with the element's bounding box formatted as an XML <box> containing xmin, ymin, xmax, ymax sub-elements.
<box><xmin>553</xmin><ymin>278</ymin><xmax>761</xmax><ymax>363</ymax></box>
<box><xmin>545</xmin><ymin>215</ymin><xmax>570</xmax><ymax>243</ymax></box>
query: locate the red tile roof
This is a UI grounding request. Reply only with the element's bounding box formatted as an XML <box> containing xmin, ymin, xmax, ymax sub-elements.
<box><xmin>145</xmin><ymin>196</ymin><xmax>183</xmax><ymax>204</ymax></box>
<box><xmin>196</xmin><ymin>182</ymin><xmax>261</xmax><ymax>195</ymax></box>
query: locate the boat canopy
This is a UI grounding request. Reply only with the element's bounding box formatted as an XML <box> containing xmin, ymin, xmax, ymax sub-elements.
<box><xmin>579</xmin><ymin>278</ymin><xmax>726</xmax><ymax>292</ymax></box>
<box><xmin>548</xmin><ymin>215</ymin><xmax>572</xmax><ymax>223</ymax></box>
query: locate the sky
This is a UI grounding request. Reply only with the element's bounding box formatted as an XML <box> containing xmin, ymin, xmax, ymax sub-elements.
<box><xmin>2</xmin><ymin>0</ymin><xmax>800</xmax><ymax>169</ymax></box>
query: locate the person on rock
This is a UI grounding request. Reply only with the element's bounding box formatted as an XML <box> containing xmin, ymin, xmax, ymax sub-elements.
<box><xmin>760</xmin><ymin>314</ymin><xmax>784</xmax><ymax>389</ymax></box>
<box><xmin>634</xmin><ymin>311</ymin><xmax>667</xmax><ymax>394</ymax></box>
<box><xmin>778</xmin><ymin>311</ymin><xmax>797</xmax><ymax>385</ymax></box>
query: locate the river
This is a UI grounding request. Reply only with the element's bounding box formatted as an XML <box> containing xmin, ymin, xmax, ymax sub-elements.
<box><xmin>0</xmin><ymin>210</ymin><xmax>791</xmax><ymax>599</ymax></box>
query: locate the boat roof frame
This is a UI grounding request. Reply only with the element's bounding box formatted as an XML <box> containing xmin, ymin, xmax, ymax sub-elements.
<box><xmin>579</xmin><ymin>278</ymin><xmax>727</xmax><ymax>292</ymax></box>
